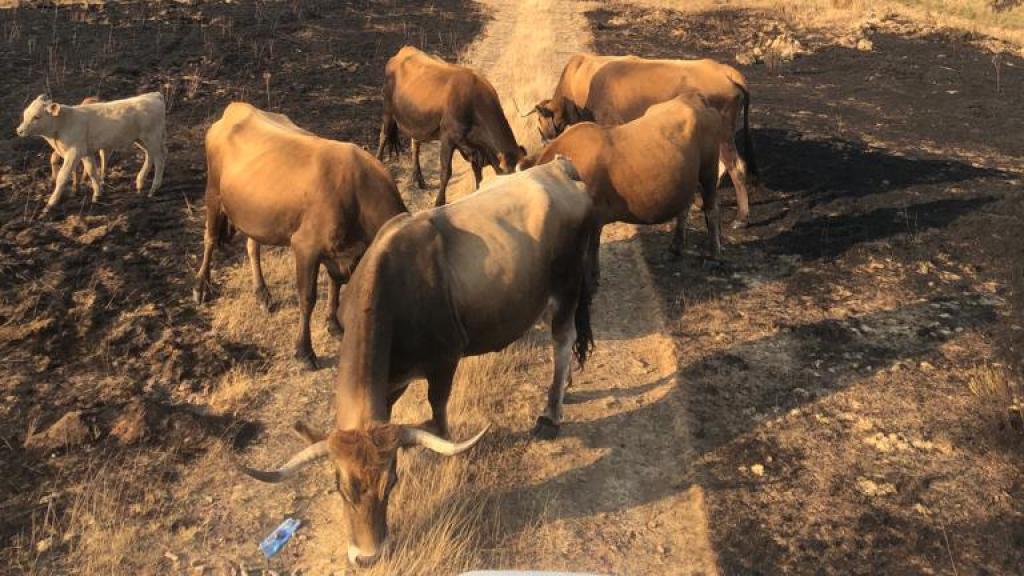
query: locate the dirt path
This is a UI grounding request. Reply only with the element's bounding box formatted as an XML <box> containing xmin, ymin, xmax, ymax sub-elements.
<box><xmin>436</xmin><ymin>1</ymin><xmax>719</xmax><ymax>573</ymax></box>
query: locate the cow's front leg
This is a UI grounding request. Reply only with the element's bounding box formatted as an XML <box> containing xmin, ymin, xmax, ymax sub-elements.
<box><xmin>246</xmin><ymin>238</ymin><xmax>273</xmax><ymax>312</ymax></box>
<box><xmin>80</xmin><ymin>155</ymin><xmax>103</xmax><ymax>203</ymax></box>
<box><xmin>436</xmin><ymin>139</ymin><xmax>456</xmax><ymax>207</ymax></box>
<box><xmin>423</xmin><ymin>362</ymin><xmax>457</xmax><ymax>438</ymax></box>
<box><xmin>43</xmin><ymin>149</ymin><xmax>79</xmax><ymax>216</ymax></box>
<box><xmin>411</xmin><ymin>139</ymin><xmax>427</xmax><ymax>189</ymax></box>
<box><xmin>325</xmin><ymin>273</ymin><xmax>345</xmax><ymax>338</ymax></box>
<box><xmin>292</xmin><ymin>247</ymin><xmax>320</xmax><ymax>370</ymax></box>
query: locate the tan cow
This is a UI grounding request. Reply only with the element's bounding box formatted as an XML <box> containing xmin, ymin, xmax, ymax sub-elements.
<box><xmin>238</xmin><ymin>157</ymin><xmax>597</xmax><ymax>566</ymax></box>
<box><xmin>376</xmin><ymin>45</ymin><xmax>526</xmax><ymax>206</ymax></box>
<box><xmin>195</xmin><ymin>102</ymin><xmax>408</xmax><ymax>369</ymax></box>
<box><xmin>16</xmin><ymin>92</ymin><xmax>166</xmax><ymax>216</ymax></box>
<box><xmin>533</xmin><ymin>53</ymin><xmax>759</xmax><ymax>227</ymax></box>
<box><xmin>521</xmin><ymin>93</ymin><xmax>722</xmax><ymax>277</ymax></box>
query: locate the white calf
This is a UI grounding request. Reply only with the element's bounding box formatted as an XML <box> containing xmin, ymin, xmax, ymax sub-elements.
<box><xmin>16</xmin><ymin>92</ymin><xmax>166</xmax><ymax>215</ymax></box>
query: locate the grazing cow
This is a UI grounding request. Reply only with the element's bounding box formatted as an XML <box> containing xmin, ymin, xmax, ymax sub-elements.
<box><xmin>532</xmin><ymin>53</ymin><xmax>759</xmax><ymax>227</ymax></box>
<box><xmin>376</xmin><ymin>45</ymin><xmax>526</xmax><ymax>206</ymax></box>
<box><xmin>238</xmin><ymin>157</ymin><xmax>597</xmax><ymax>566</ymax></box>
<box><xmin>520</xmin><ymin>94</ymin><xmax>722</xmax><ymax>273</ymax></box>
<box><xmin>39</xmin><ymin>96</ymin><xmax>108</xmax><ymax>194</ymax></box>
<box><xmin>15</xmin><ymin>92</ymin><xmax>166</xmax><ymax>215</ymax></box>
<box><xmin>194</xmin><ymin>102</ymin><xmax>408</xmax><ymax>369</ymax></box>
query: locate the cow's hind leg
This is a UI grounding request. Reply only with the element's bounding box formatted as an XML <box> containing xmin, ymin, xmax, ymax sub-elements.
<box><xmin>134</xmin><ymin>142</ymin><xmax>152</xmax><ymax>195</ymax></box>
<box><xmin>411</xmin><ymin>139</ymin><xmax>427</xmax><ymax>189</ymax></box>
<box><xmin>247</xmin><ymin>237</ymin><xmax>273</xmax><ymax>312</ymax></box>
<box><xmin>533</xmin><ymin>290</ymin><xmax>579</xmax><ymax>440</ymax></box>
<box><xmin>148</xmin><ymin>139</ymin><xmax>167</xmax><ymax>197</ymax></box>
<box><xmin>669</xmin><ymin>192</ymin><xmax>698</xmax><ymax>259</ymax></box>
<box><xmin>292</xmin><ymin>246</ymin><xmax>320</xmax><ymax>370</ymax></box>
<box><xmin>700</xmin><ymin>154</ymin><xmax>723</xmax><ymax>259</ymax></box>
<box><xmin>720</xmin><ymin>139</ymin><xmax>751</xmax><ymax>229</ymax></box>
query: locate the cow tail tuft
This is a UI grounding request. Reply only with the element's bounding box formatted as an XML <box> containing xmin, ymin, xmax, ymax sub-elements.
<box><xmin>383</xmin><ymin>117</ymin><xmax>403</xmax><ymax>160</ymax></box>
<box><xmin>734</xmin><ymin>81</ymin><xmax>760</xmax><ymax>184</ymax></box>
<box><xmin>572</xmin><ymin>219</ymin><xmax>598</xmax><ymax>368</ymax></box>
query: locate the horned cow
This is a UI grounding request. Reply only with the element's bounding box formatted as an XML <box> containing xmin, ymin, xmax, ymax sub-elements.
<box><xmin>239</xmin><ymin>157</ymin><xmax>597</xmax><ymax>566</ymax></box>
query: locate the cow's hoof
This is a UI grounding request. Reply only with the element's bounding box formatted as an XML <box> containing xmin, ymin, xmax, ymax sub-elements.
<box><xmin>327</xmin><ymin>318</ymin><xmax>344</xmax><ymax>339</ymax></box>
<box><xmin>730</xmin><ymin>219</ymin><xmax>748</xmax><ymax>230</ymax></box>
<box><xmin>667</xmin><ymin>245</ymin><xmax>684</xmax><ymax>261</ymax></box>
<box><xmin>531</xmin><ymin>416</ymin><xmax>560</xmax><ymax>440</ymax></box>
<box><xmin>38</xmin><ymin>207</ymin><xmax>59</xmax><ymax>221</ymax></box>
<box><xmin>297</xmin><ymin>351</ymin><xmax>319</xmax><ymax>371</ymax></box>
<box><xmin>701</xmin><ymin>258</ymin><xmax>725</xmax><ymax>272</ymax></box>
<box><xmin>256</xmin><ymin>287</ymin><xmax>274</xmax><ymax>312</ymax></box>
<box><xmin>193</xmin><ymin>283</ymin><xmax>211</xmax><ymax>304</ymax></box>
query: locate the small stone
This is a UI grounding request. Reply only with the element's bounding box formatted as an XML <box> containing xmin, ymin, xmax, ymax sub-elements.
<box><xmin>25</xmin><ymin>411</ymin><xmax>91</xmax><ymax>451</ymax></box>
<box><xmin>750</xmin><ymin>464</ymin><xmax>765</xmax><ymax>477</ymax></box>
<box><xmin>857</xmin><ymin>38</ymin><xmax>874</xmax><ymax>51</ymax></box>
<box><xmin>36</xmin><ymin>537</ymin><xmax>53</xmax><ymax>553</ymax></box>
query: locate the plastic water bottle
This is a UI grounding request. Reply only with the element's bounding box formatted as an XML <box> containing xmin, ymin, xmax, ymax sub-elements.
<box><xmin>259</xmin><ymin>517</ymin><xmax>301</xmax><ymax>559</ymax></box>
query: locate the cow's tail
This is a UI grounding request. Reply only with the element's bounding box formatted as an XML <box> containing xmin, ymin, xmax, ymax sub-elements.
<box><xmin>380</xmin><ymin>115</ymin><xmax>403</xmax><ymax>160</ymax></box>
<box><xmin>731</xmin><ymin>78</ymin><xmax>760</xmax><ymax>184</ymax></box>
<box><xmin>572</xmin><ymin>218</ymin><xmax>598</xmax><ymax>368</ymax></box>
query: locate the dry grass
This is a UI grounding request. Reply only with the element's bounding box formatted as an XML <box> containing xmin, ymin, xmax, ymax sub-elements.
<box><xmin>632</xmin><ymin>0</ymin><xmax>1024</xmax><ymax>52</ymax></box>
<box><xmin>967</xmin><ymin>363</ymin><xmax>1024</xmax><ymax>436</ymax></box>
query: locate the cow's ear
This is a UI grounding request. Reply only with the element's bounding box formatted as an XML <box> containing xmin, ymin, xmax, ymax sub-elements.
<box><xmin>46</xmin><ymin>103</ymin><xmax>61</xmax><ymax>117</ymax></box>
<box><xmin>562</xmin><ymin>97</ymin><xmax>581</xmax><ymax>124</ymax></box>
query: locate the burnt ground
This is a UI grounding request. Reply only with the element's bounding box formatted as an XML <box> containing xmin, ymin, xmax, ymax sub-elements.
<box><xmin>589</xmin><ymin>4</ymin><xmax>1024</xmax><ymax>575</ymax></box>
<box><xmin>0</xmin><ymin>0</ymin><xmax>483</xmax><ymax>570</ymax></box>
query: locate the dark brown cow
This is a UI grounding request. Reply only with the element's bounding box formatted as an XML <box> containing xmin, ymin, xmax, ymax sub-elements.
<box><xmin>533</xmin><ymin>53</ymin><xmax>759</xmax><ymax>227</ymax></box>
<box><xmin>376</xmin><ymin>45</ymin><xmax>526</xmax><ymax>206</ymax></box>
<box><xmin>194</xmin><ymin>102</ymin><xmax>407</xmax><ymax>369</ymax></box>
<box><xmin>239</xmin><ymin>158</ymin><xmax>597</xmax><ymax>566</ymax></box>
<box><xmin>520</xmin><ymin>94</ymin><xmax>722</xmax><ymax>283</ymax></box>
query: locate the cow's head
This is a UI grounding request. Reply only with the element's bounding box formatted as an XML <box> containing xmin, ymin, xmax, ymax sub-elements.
<box><xmin>532</xmin><ymin>97</ymin><xmax>584</xmax><ymax>143</ymax></box>
<box><xmin>16</xmin><ymin>95</ymin><xmax>60</xmax><ymax>138</ymax></box>
<box><xmin>239</xmin><ymin>422</ymin><xmax>487</xmax><ymax>567</ymax></box>
<box><xmin>497</xmin><ymin>145</ymin><xmax>528</xmax><ymax>175</ymax></box>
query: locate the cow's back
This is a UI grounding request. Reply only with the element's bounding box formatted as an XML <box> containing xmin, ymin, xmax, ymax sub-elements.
<box><xmin>385</xmin><ymin>46</ymin><xmax>469</xmax><ymax>123</ymax></box>
<box><xmin>430</xmin><ymin>161</ymin><xmax>592</xmax><ymax>353</ymax></box>
<box><xmin>206</xmin><ymin>103</ymin><xmax>402</xmax><ymax>246</ymax></box>
<box><xmin>601</xmin><ymin>95</ymin><xmax>719</xmax><ymax>224</ymax></box>
<box><xmin>587</xmin><ymin>58</ymin><xmax>740</xmax><ymax>124</ymax></box>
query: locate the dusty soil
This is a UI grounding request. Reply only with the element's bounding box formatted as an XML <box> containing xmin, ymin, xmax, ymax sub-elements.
<box><xmin>590</xmin><ymin>3</ymin><xmax>1024</xmax><ymax>575</ymax></box>
<box><xmin>0</xmin><ymin>1</ymin><xmax>483</xmax><ymax>572</ymax></box>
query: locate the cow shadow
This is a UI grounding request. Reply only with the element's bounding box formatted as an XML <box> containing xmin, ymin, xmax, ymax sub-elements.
<box><xmin>474</xmin><ymin>295</ymin><xmax>997</xmax><ymax>543</ymax></box>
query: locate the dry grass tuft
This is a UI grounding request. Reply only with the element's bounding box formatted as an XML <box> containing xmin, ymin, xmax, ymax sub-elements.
<box><xmin>967</xmin><ymin>363</ymin><xmax>1024</xmax><ymax>436</ymax></box>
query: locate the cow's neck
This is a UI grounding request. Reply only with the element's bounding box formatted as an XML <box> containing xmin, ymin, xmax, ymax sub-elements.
<box><xmin>334</xmin><ymin>296</ymin><xmax>393</xmax><ymax>431</ymax></box>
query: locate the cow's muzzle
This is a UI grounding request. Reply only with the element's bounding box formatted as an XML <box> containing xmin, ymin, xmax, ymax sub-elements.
<box><xmin>349</xmin><ymin>545</ymin><xmax>383</xmax><ymax>567</ymax></box>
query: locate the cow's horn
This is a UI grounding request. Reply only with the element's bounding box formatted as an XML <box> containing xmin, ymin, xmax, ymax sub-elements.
<box><xmin>236</xmin><ymin>440</ymin><xmax>329</xmax><ymax>483</ymax></box>
<box><xmin>400</xmin><ymin>424</ymin><xmax>489</xmax><ymax>455</ymax></box>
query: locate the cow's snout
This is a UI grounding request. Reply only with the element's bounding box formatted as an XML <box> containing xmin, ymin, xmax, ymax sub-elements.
<box><xmin>15</xmin><ymin>126</ymin><xmax>25</xmax><ymax>137</ymax></box>
<box><xmin>348</xmin><ymin>545</ymin><xmax>382</xmax><ymax>567</ymax></box>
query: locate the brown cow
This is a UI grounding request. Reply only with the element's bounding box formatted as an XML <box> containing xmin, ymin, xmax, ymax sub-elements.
<box><xmin>521</xmin><ymin>94</ymin><xmax>722</xmax><ymax>278</ymax></box>
<box><xmin>194</xmin><ymin>102</ymin><xmax>407</xmax><ymax>369</ymax></box>
<box><xmin>533</xmin><ymin>53</ymin><xmax>759</xmax><ymax>227</ymax></box>
<box><xmin>238</xmin><ymin>157</ymin><xmax>597</xmax><ymax>566</ymax></box>
<box><xmin>376</xmin><ymin>45</ymin><xmax>526</xmax><ymax>206</ymax></box>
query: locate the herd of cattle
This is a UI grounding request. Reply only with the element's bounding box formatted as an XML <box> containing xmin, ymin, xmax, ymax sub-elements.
<box><xmin>14</xmin><ymin>45</ymin><xmax>758</xmax><ymax>566</ymax></box>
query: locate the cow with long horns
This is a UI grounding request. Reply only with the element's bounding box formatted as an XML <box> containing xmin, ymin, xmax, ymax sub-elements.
<box><xmin>238</xmin><ymin>157</ymin><xmax>598</xmax><ymax>566</ymax></box>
